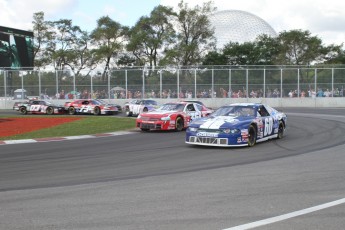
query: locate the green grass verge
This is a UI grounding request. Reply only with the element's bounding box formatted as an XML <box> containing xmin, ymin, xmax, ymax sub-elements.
<box><xmin>0</xmin><ymin>115</ymin><xmax>136</xmax><ymax>140</ymax></box>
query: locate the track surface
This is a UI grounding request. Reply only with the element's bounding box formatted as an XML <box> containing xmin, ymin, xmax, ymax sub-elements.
<box><xmin>1</xmin><ymin>108</ymin><xmax>345</xmax><ymax>229</ymax></box>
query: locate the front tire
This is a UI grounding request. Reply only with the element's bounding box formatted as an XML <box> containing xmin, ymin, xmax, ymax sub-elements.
<box><xmin>126</xmin><ymin>111</ymin><xmax>133</xmax><ymax>116</ymax></box>
<box><xmin>94</xmin><ymin>106</ymin><xmax>101</xmax><ymax>115</ymax></box>
<box><xmin>247</xmin><ymin>124</ymin><xmax>257</xmax><ymax>147</ymax></box>
<box><xmin>46</xmin><ymin>106</ymin><xmax>54</xmax><ymax>115</ymax></box>
<box><xmin>175</xmin><ymin>117</ymin><xmax>184</xmax><ymax>131</ymax></box>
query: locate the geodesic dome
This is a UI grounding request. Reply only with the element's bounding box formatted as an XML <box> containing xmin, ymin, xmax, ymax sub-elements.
<box><xmin>210</xmin><ymin>10</ymin><xmax>277</xmax><ymax>49</ymax></box>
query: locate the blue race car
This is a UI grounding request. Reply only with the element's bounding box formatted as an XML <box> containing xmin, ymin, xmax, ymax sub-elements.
<box><xmin>185</xmin><ymin>103</ymin><xmax>287</xmax><ymax>147</ymax></box>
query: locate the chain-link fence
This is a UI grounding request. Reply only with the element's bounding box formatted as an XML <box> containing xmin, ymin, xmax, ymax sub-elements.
<box><xmin>1</xmin><ymin>66</ymin><xmax>344</xmax><ymax>100</ymax></box>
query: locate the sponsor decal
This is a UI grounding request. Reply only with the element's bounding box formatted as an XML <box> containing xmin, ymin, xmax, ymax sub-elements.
<box><xmin>196</xmin><ymin>132</ymin><xmax>219</xmax><ymax>137</ymax></box>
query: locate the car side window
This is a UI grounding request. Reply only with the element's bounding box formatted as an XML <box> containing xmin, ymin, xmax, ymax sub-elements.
<box><xmin>187</xmin><ymin>104</ymin><xmax>195</xmax><ymax>111</ymax></box>
<box><xmin>258</xmin><ymin>106</ymin><xmax>270</xmax><ymax>117</ymax></box>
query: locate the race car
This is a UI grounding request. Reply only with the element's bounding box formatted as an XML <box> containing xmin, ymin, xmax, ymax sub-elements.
<box><xmin>64</xmin><ymin>99</ymin><xmax>119</xmax><ymax>115</ymax></box>
<box><xmin>14</xmin><ymin>100</ymin><xmax>65</xmax><ymax>115</ymax></box>
<box><xmin>185</xmin><ymin>103</ymin><xmax>287</xmax><ymax>147</ymax></box>
<box><xmin>136</xmin><ymin>102</ymin><xmax>213</xmax><ymax>131</ymax></box>
<box><xmin>124</xmin><ymin>99</ymin><xmax>158</xmax><ymax>116</ymax></box>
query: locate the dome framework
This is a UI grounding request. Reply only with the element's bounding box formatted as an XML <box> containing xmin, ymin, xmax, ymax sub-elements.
<box><xmin>210</xmin><ymin>10</ymin><xmax>277</xmax><ymax>49</ymax></box>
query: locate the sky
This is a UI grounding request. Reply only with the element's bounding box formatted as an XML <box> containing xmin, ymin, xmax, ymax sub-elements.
<box><xmin>1</xmin><ymin>0</ymin><xmax>344</xmax><ymax>46</ymax></box>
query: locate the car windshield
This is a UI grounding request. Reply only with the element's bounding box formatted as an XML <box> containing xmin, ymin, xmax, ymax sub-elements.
<box><xmin>211</xmin><ymin>105</ymin><xmax>255</xmax><ymax>117</ymax></box>
<box><xmin>143</xmin><ymin>100</ymin><xmax>157</xmax><ymax>105</ymax></box>
<box><xmin>158</xmin><ymin>103</ymin><xmax>184</xmax><ymax>111</ymax></box>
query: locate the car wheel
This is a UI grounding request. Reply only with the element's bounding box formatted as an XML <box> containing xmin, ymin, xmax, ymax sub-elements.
<box><xmin>68</xmin><ymin>107</ymin><xmax>76</xmax><ymax>115</ymax></box>
<box><xmin>94</xmin><ymin>106</ymin><xmax>101</xmax><ymax>115</ymax></box>
<box><xmin>46</xmin><ymin>106</ymin><xmax>54</xmax><ymax>115</ymax></box>
<box><xmin>277</xmin><ymin>121</ymin><xmax>284</xmax><ymax>139</ymax></box>
<box><xmin>126</xmin><ymin>111</ymin><xmax>132</xmax><ymax>116</ymax></box>
<box><xmin>247</xmin><ymin>124</ymin><xmax>257</xmax><ymax>147</ymax></box>
<box><xmin>175</xmin><ymin>117</ymin><xmax>184</xmax><ymax>131</ymax></box>
<box><xmin>19</xmin><ymin>106</ymin><xmax>27</xmax><ymax>115</ymax></box>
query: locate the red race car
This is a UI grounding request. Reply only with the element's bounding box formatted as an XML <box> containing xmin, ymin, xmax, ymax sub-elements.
<box><xmin>64</xmin><ymin>99</ymin><xmax>119</xmax><ymax>115</ymax></box>
<box><xmin>136</xmin><ymin>102</ymin><xmax>212</xmax><ymax>131</ymax></box>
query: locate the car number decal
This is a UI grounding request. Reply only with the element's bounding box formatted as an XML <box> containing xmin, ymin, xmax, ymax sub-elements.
<box><xmin>30</xmin><ymin>105</ymin><xmax>41</xmax><ymax>111</ymax></box>
<box><xmin>264</xmin><ymin>117</ymin><xmax>273</xmax><ymax>136</ymax></box>
<box><xmin>80</xmin><ymin>105</ymin><xmax>91</xmax><ymax>113</ymax></box>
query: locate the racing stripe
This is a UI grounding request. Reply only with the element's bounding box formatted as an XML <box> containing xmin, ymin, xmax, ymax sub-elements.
<box><xmin>200</xmin><ymin>116</ymin><xmax>237</xmax><ymax>129</ymax></box>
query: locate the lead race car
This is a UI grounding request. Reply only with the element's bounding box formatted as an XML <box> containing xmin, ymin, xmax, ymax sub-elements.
<box><xmin>136</xmin><ymin>102</ymin><xmax>213</xmax><ymax>131</ymax></box>
<box><xmin>185</xmin><ymin>103</ymin><xmax>287</xmax><ymax>147</ymax></box>
<box><xmin>14</xmin><ymin>100</ymin><xmax>65</xmax><ymax>115</ymax></box>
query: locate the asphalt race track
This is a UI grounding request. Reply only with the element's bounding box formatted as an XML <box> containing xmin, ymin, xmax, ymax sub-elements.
<box><xmin>1</xmin><ymin>108</ymin><xmax>345</xmax><ymax>229</ymax></box>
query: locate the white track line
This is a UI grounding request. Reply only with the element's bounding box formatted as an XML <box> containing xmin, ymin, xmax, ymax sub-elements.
<box><xmin>224</xmin><ymin>198</ymin><xmax>345</xmax><ymax>230</ymax></box>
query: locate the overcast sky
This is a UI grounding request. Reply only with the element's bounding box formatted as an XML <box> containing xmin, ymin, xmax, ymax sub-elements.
<box><xmin>1</xmin><ymin>0</ymin><xmax>344</xmax><ymax>46</ymax></box>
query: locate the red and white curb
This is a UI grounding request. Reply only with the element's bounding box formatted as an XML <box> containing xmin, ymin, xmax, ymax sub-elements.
<box><xmin>0</xmin><ymin>131</ymin><xmax>134</xmax><ymax>145</ymax></box>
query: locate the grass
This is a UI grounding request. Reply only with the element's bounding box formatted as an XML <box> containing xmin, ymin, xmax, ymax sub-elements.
<box><xmin>0</xmin><ymin>115</ymin><xmax>136</xmax><ymax>140</ymax></box>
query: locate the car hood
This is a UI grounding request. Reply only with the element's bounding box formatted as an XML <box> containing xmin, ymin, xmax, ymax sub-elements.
<box><xmin>190</xmin><ymin>115</ymin><xmax>254</xmax><ymax>129</ymax></box>
<box><xmin>139</xmin><ymin>110</ymin><xmax>180</xmax><ymax>118</ymax></box>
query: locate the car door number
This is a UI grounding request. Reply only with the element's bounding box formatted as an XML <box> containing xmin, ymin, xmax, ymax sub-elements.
<box><xmin>80</xmin><ymin>105</ymin><xmax>91</xmax><ymax>112</ymax></box>
<box><xmin>30</xmin><ymin>105</ymin><xmax>41</xmax><ymax>111</ymax></box>
<box><xmin>188</xmin><ymin>111</ymin><xmax>201</xmax><ymax>120</ymax></box>
<box><xmin>264</xmin><ymin>117</ymin><xmax>273</xmax><ymax>136</ymax></box>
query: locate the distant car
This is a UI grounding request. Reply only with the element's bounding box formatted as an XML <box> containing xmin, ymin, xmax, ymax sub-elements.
<box><xmin>185</xmin><ymin>103</ymin><xmax>287</xmax><ymax>147</ymax></box>
<box><xmin>182</xmin><ymin>100</ymin><xmax>214</xmax><ymax>116</ymax></box>
<box><xmin>64</xmin><ymin>99</ymin><xmax>119</xmax><ymax>115</ymax></box>
<box><xmin>13</xmin><ymin>100</ymin><xmax>65</xmax><ymax>115</ymax></box>
<box><xmin>96</xmin><ymin>99</ymin><xmax>123</xmax><ymax>113</ymax></box>
<box><xmin>124</xmin><ymin>99</ymin><xmax>158</xmax><ymax>116</ymax></box>
<box><xmin>136</xmin><ymin>102</ymin><xmax>213</xmax><ymax>131</ymax></box>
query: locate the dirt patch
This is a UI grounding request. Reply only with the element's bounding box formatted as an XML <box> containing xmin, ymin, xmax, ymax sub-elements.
<box><xmin>0</xmin><ymin>117</ymin><xmax>82</xmax><ymax>138</ymax></box>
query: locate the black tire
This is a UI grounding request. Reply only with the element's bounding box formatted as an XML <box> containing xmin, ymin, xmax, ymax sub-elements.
<box><xmin>247</xmin><ymin>124</ymin><xmax>257</xmax><ymax>147</ymax></box>
<box><xmin>68</xmin><ymin>107</ymin><xmax>76</xmax><ymax>115</ymax></box>
<box><xmin>46</xmin><ymin>106</ymin><xmax>54</xmax><ymax>115</ymax></box>
<box><xmin>126</xmin><ymin>111</ymin><xmax>132</xmax><ymax>117</ymax></box>
<box><xmin>19</xmin><ymin>106</ymin><xmax>27</xmax><ymax>115</ymax></box>
<box><xmin>277</xmin><ymin>121</ymin><xmax>284</xmax><ymax>139</ymax></box>
<box><xmin>175</xmin><ymin>117</ymin><xmax>184</xmax><ymax>131</ymax></box>
<box><xmin>94</xmin><ymin>106</ymin><xmax>101</xmax><ymax>115</ymax></box>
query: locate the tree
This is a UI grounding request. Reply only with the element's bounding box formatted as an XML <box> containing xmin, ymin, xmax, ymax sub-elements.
<box><xmin>162</xmin><ymin>0</ymin><xmax>216</xmax><ymax>66</ymax></box>
<box><xmin>276</xmin><ymin>29</ymin><xmax>340</xmax><ymax>65</ymax></box>
<box><xmin>90</xmin><ymin>16</ymin><xmax>129</xmax><ymax>81</ymax></box>
<box><xmin>32</xmin><ymin>11</ymin><xmax>55</xmax><ymax>68</ymax></box>
<box><xmin>127</xmin><ymin>5</ymin><xmax>175</xmax><ymax>68</ymax></box>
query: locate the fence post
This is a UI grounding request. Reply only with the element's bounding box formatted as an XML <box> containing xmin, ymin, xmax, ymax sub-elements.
<box><xmin>297</xmin><ymin>68</ymin><xmax>300</xmax><ymax>98</ymax></box>
<box><xmin>4</xmin><ymin>70</ymin><xmax>7</xmax><ymax>98</ymax></box>
<box><xmin>194</xmin><ymin>69</ymin><xmax>197</xmax><ymax>99</ymax></box>
<box><xmin>125</xmin><ymin>70</ymin><xmax>128</xmax><ymax>99</ymax></box>
<box><xmin>211</xmin><ymin>69</ymin><xmax>214</xmax><ymax>98</ymax></box>
<box><xmin>38</xmin><ymin>71</ymin><xmax>41</xmax><ymax>99</ymax></box>
<box><xmin>263</xmin><ymin>68</ymin><xmax>266</xmax><ymax>98</ymax></box>
<box><xmin>332</xmin><ymin>68</ymin><xmax>334</xmax><ymax>97</ymax></box>
<box><xmin>246</xmin><ymin>69</ymin><xmax>249</xmax><ymax>98</ymax></box>
<box><xmin>228</xmin><ymin>69</ymin><xmax>232</xmax><ymax>98</ymax></box>
<box><xmin>280</xmin><ymin>68</ymin><xmax>283</xmax><ymax>98</ymax></box>
<box><xmin>159</xmin><ymin>70</ymin><xmax>162</xmax><ymax>99</ymax></box>
<box><xmin>177</xmin><ymin>68</ymin><xmax>180</xmax><ymax>99</ymax></box>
